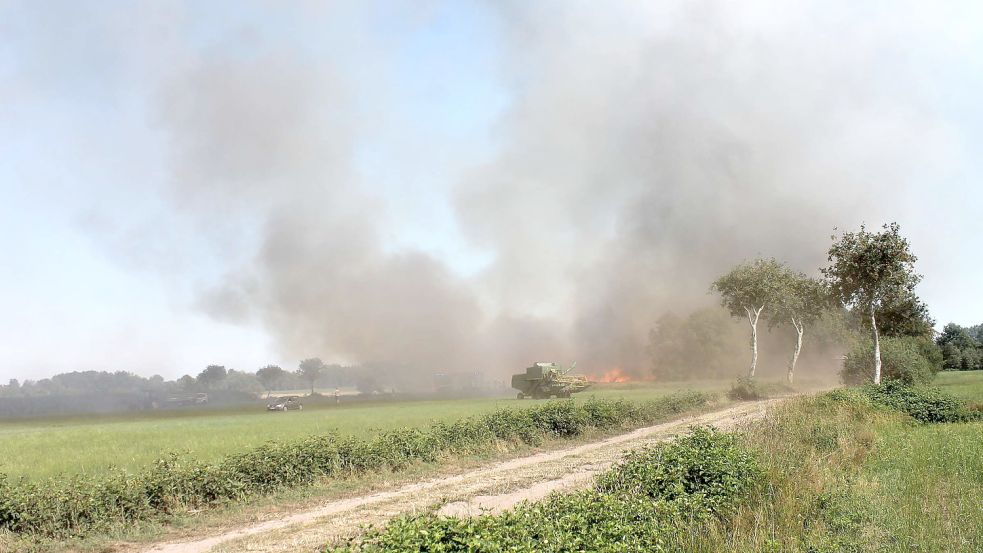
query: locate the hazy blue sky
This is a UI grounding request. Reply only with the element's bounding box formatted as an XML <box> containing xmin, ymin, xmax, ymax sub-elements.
<box><xmin>2</xmin><ymin>1</ymin><xmax>982</xmax><ymax>382</ymax></box>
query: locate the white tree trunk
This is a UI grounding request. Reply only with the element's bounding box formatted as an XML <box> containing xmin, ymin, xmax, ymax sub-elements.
<box><xmin>745</xmin><ymin>306</ymin><xmax>764</xmax><ymax>379</ymax></box>
<box><xmin>871</xmin><ymin>309</ymin><xmax>882</xmax><ymax>384</ymax></box>
<box><xmin>788</xmin><ymin>318</ymin><xmax>803</xmax><ymax>385</ymax></box>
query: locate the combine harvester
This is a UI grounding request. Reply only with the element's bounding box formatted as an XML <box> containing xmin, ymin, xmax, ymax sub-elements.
<box><xmin>511</xmin><ymin>362</ymin><xmax>591</xmax><ymax>399</ymax></box>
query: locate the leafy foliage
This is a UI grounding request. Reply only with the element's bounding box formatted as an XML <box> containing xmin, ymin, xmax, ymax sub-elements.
<box><xmin>647</xmin><ymin>308</ymin><xmax>746</xmax><ymax>380</ymax></box>
<box><xmin>333</xmin><ymin>427</ymin><xmax>760</xmax><ymax>553</ymax></box>
<box><xmin>711</xmin><ymin>258</ymin><xmax>786</xmax><ymax>319</ymax></box>
<box><xmin>822</xmin><ymin>222</ymin><xmax>922</xmax><ymax>316</ymax></box>
<box><xmin>841</xmin><ymin>336</ymin><xmax>940</xmax><ymax>385</ymax></box>
<box><xmin>256</xmin><ymin>364</ymin><xmax>287</xmax><ymax>392</ymax></box>
<box><xmin>196</xmin><ymin>365</ymin><xmax>227</xmax><ymax>388</ymax></box>
<box><xmin>298</xmin><ymin>358</ymin><xmax>327</xmax><ymax>394</ymax></box>
<box><xmin>727</xmin><ymin>376</ymin><xmax>764</xmax><ymax>400</ymax></box>
<box><xmin>0</xmin><ymin>393</ymin><xmax>712</xmax><ymax>538</ymax></box>
<box><xmin>874</xmin><ymin>295</ymin><xmax>935</xmax><ymax>338</ymax></box>
<box><xmin>858</xmin><ymin>381</ymin><xmax>980</xmax><ymax>423</ymax></box>
<box><xmin>767</xmin><ymin>271</ymin><xmax>828</xmax><ymax>331</ymax></box>
<box><xmin>937</xmin><ymin>323</ymin><xmax>983</xmax><ymax>371</ymax></box>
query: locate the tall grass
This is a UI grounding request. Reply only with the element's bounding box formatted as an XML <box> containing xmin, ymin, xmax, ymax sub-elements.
<box><xmin>684</xmin><ymin>390</ymin><xmax>983</xmax><ymax>552</ymax></box>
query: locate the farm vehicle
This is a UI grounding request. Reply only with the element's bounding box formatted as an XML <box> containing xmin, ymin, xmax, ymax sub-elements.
<box><xmin>511</xmin><ymin>362</ymin><xmax>590</xmax><ymax>399</ymax></box>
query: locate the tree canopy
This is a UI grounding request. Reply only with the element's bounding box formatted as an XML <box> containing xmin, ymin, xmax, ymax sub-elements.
<box><xmin>769</xmin><ymin>271</ymin><xmax>827</xmax><ymax>330</ymax></box>
<box><xmin>711</xmin><ymin>258</ymin><xmax>786</xmax><ymax>320</ymax></box>
<box><xmin>297</xmin><ymin>358</ymin><xmax>326</xmax><ymax>394</ymax></box>
<box><xmin>822</xmin><ymin>222</ymin><xmax>921</xmax><ymax>317</ymax></box>
<box><xmin>256</xmin><ymin>364</ymin><xmax>287</xmax><ymax>393</ymax></box>
<box><xmin>196</xmin><ymin>365</ymin><xmax>227</xmax><ymax>388</ymax></box>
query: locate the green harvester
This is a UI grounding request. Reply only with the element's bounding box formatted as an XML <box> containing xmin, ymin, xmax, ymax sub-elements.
<box><xmin>511</xmin><ymin>362</ymin><xmax>591</xmax><ymax>399</ymax></box>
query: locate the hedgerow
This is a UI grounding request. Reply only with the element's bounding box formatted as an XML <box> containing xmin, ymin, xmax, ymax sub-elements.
<box><xmin>855</xmin><ymin>381</ymin><xmax>980</xmax><ymax>423</ymax></box>
<box><xmin>0</xmin><ymin>392</ymin><xmax>712</xmax><ymax>538</ymax></box>
<box><xmin>330</xmin><ymin>427</ymin><xmax>761</xmax><ymax>553</ymax></box>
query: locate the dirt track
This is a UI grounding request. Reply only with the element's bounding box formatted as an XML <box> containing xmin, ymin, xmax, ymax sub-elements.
<box><xmin>142</xmin><ymin>399</ymin><xmax>779</xmax><ymax>553</ymax></box>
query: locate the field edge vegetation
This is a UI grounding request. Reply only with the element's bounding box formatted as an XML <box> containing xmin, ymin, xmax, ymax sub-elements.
<box><xmin>329</xmin><ymin>384</ymin><xmax>982</xmax><ymax>553</ymax></box>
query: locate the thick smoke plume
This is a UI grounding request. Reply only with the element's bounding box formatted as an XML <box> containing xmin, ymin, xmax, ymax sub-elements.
<box><xmin>156</xmin><ymin>1</ymin><xmax>953</xmax><ymax>381</ymax></box>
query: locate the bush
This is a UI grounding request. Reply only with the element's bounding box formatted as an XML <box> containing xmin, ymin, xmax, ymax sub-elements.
<box><xmin>0</xmin><ymin>393</ymin><xmax>713</xmax><ymax>538</ymax></box>
<box><xmin>858</xmin><ymin>381</ymin><xmax>979</xmax><ymax>423</ymax></box>
<box><xmin>841</xmin><ymin>336</ymin><xmax>940</xmax><ymax>385</ymax></box>
<box><xmin>334</xmin><ymin>427</ymin><xmax>760</xmax><ymax>552</ymax></box>
<box><xmin>595</xmin><ymin>427</ymin><xmax>760</xmax><ymax>514</ymax></box>
<box><xmin>727</xmin><ymin>376</ymin><xmax>763</xmax><ymax>400</ymax></box>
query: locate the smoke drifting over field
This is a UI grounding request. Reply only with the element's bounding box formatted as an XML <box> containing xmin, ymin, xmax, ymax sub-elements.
<box><xmin>97</xmin><ymin>2</ymin><xmax>963</xmax><ymax>378</ymax></box>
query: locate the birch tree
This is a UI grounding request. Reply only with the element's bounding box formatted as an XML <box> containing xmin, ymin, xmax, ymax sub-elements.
<box><xmin>711</xmin><ymin>258</ymin><xmax>785</xmax><ymax>379</ymax></box>
<box><xmin>771</xmin><ymin>270</ymin><xmax>827</xmax><ymax>384</ymax></box>
<box><xmin>822</xmin><ymin>223</ymin><xmax>921</xmax><ymax>384</ymax></box>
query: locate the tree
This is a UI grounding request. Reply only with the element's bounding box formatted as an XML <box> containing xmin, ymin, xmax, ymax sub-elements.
<box><xmin>297</xmin><ymin>358</ymin><xmax>325</xmax><ymax>395</ymax></box>
<box><xmin>711</xmin><ymin>258</ymin><xmax>786</xmax><ymax>378</ymax></box>
<box><xmin>875</xmin><ymin>295</ymin><xmax>935</xmax><ymax>338</ymax></box>
<box><xmin>648</xmin><ymin>309</ymin><xmax>746</xmax><ymax>380</ymax></box>
<box><xmin>177</xmin><ymin>374</ymin><xmax>197</xmax><ymax>391</ymax></box>
<box><xmin>770</xmin><ymin>269</ymin><xmax>827</xmax><ymax>384</ymax></box>
<box><xmin>196</xmin><ymin>365</ymin><xmax>227</xmax><ymax>389</ymax></box>
<box><xmin>937</xmin><ymin>323</ymin><xmax>982</xmax><ymax>371</ymax></box>
<box><xmin>822</xmin><ymin>223</ymin><xmax>922</xmax><ymax>384</ymax></box>
<box><xmin>256</xmin><ymin>365</ymin><xmax>286</xmax><ymax>397</ymax></box>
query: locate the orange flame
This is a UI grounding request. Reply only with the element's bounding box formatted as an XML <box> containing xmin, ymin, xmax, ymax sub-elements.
<box><xmin>594</xmin><ymin>368</ymin><xmax>630</xmax><ymax>383</ymax></box>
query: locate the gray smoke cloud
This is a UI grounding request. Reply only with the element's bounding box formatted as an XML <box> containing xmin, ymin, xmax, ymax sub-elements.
<box><xmin>154</xmin><ymin>1</ymin><xmax>958</xmax><ymax>380</ymax></box>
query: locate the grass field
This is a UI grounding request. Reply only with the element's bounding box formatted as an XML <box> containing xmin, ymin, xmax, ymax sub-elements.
<box><xmin>935</xmin><ymin>369</ymin><xmax>983</xmax><ymax>401</ymax></box>
<box><xmin>0</xmin><ymin>381</ymin><xmax>726</xmax><ymax>480</ymax></box>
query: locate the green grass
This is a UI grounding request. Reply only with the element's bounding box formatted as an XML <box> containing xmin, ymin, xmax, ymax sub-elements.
<box><xmin>862</xmin><ymin>422</ymin><xmax>983</xmax><ymax>550</ymax></box>
<box><xmin>934</xmin><ymin>370</ymin><xmax>983</xmax><ymax>402</ymax></box>
<box><xmin>688</xmin><ymin>388</ymin><xmax>983</xmax><ymax>552</ymax></box>
<box><xmin>0</xmin><ymin>382</ymin><xmax>721</xmax><ymax>480</ymax></box>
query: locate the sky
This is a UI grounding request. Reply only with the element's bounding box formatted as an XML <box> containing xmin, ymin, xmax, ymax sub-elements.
<box><xmin>1</xmin><ymin>0</ymin><xmax>982</xmax><ymax>382</ymax></box>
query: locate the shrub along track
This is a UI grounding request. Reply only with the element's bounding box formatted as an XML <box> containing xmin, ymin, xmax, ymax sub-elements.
<box><xmin>140</xmin><ymin>399</ymin><xmax>781</xmax><ymax>553</ymax></box>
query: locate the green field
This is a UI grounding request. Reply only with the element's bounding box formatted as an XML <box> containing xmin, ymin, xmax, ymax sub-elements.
<box><xmin>0</xmin><ymin>381</ymin><xmax>724</xmax><ymax>480</ymax></box>
<box><xmin>935</xmin><ymin>370</ymin><xmax>983</xmax><ymax>401</ymax></box>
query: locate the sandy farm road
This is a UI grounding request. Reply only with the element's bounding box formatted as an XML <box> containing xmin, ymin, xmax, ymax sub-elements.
<box><xmin>142</xmin><ymin>399</ymin><xmax>780</xmax><ymax>553</ymax></box>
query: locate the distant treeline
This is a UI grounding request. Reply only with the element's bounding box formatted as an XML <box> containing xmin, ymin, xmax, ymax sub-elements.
<box><xmin>0</xmin><ymin>361</ymin><xmax>396</xmax><ymax>418</ymax></box>
<box><xmin>937</xmin><ymin>322</ymin><xmax>983</xmax><ymax>371</ymax></box>
<box><xmin>0</xmin><ymin>364</ymin><xmax>361</xmax><ymax>399</ymax></box>
<box><xmin>0</xmin><ymin>360</ymin><xmax>503</xmax><ymax>418</ymax></box>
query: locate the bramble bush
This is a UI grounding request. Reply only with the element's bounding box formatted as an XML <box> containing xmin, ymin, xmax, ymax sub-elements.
<box><xmin>331</xmin><ymin>427</ymin><xmax>761</xmax><ymax>553</ymax></box>
<box><xmin>0</xmin><ymin>392</ymin><xmax>712</xmax><ymax>538</ymax></box>
<box><xmin>857</xmin><ymin>380</ymin><xmax>980</xmax><ymax>423</ymax></box>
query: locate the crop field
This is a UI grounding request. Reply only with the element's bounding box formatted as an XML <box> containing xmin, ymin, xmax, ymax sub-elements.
<box><xmin>0</xmin><ymin>380</ymin><xmax>726</xmax><ymax>480</ymax></box>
